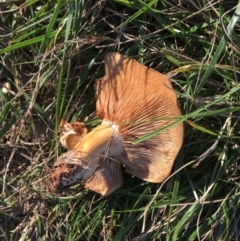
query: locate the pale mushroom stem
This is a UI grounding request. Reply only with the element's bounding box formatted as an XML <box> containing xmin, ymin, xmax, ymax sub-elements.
<box><xmin>48</xmin><ymin>120</ymin><xmax>124</xmax><ymax>194</ymax></box>
<box><xmin>72</xmin><ymin>122</ymin><xmax>124</xmax><ymax>162</ymax></box>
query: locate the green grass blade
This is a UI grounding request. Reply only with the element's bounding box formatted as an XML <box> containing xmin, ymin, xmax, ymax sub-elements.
<box><xmin>196</xmin><ymin>3</ymin><xmax>240</xmax><ymax>94</ymax></box>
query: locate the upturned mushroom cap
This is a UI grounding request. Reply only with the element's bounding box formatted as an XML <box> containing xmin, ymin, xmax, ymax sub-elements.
<box><xmin>48</xmin><ymin>52</ymin><xmax>183</xmax><ymax>195</ymax></box>
<box><xmin>95</xmin><ymin>52</ymin><xmax>183</xmax><ymax>182</ymax></box>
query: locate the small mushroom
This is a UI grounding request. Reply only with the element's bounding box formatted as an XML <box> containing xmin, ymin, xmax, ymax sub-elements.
<box><xmin>48</xmin><ymin>119</ymin><xmax>123</xmax><ymax>196</ymax></box>
<box><xmin>48</xmin><ymin>52</ymin><xmax>183</xmax><ymax>195</ymax></box>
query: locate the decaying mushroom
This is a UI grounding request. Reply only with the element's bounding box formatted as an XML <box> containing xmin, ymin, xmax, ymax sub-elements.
<box><xmin>47</xmin><ymin>52</ymin><xmax>184</xmax><ymax>196</ymax></box>
<box><xmin>48</xmin><ymin>119</ymin><xmax>123</xmax><ymax>196</ymax></box>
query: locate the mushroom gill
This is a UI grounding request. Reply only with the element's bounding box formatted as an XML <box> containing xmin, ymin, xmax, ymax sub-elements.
<box><xmin>96</xmin><ymin>53</ymin><xmax>183</xmax><ymax>182</ymax></box>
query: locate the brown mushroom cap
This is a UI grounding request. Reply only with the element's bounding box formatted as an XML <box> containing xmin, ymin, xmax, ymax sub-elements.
<box><xmin>96</xmin><ymin>52</ymin><xmax>183</xmax><ymax>182</ymax></box>
<box><xmin>84</xmin><ymin>159</ymin><xmax>123</xmax><ymax>196</ymax></box>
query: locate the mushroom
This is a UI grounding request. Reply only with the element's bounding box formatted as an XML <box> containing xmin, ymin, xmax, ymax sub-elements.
<box><xmin>48</xmin><ymin>52</ymin><xmax>183</xmax><ymax>195</ymax></box>
<box><xmin>48</xmin><ymin>119</ymin><xmax>123</xmax><ymax>196</ymax></box>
